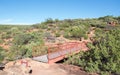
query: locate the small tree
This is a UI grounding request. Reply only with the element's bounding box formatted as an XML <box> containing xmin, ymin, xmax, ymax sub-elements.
<box><xmin>45</xmin><ymin>18</ymin><xmax>54</xmax><ymax>24</ymax></box>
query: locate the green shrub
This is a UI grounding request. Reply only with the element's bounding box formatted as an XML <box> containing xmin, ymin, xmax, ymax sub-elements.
<box><xmin>0</xmin><ymin>39</ymin><xmax>4</xmax><ymax>44</ymax></box>
<box><xmin>55</xmin><ymin>32</ymin><xmax>60</xmax><ymax>37</ymax></box>
<box><xmin>0</xmin><ymin>47</ymin><xmax>6</xmax><ymax>63</ymax></box>
<box><xmin>8</xmin><ymin>32</ymin><xmax>44</xmax><ymax>60</ymax></box>
<box><xmin>1</xmin><ymin>33</ymin><xmax>12</xmax><ymax>39</ymax></box>
<box><xmin>66</xmin><ymin>29</ymin><xmax>120</xmax><ymax>74</ymax></box>
<box><xmin>13</xmin><ymin>33</ymin><xmax>34</xmax><ymax>45</ymax></box>
<box><xmin>64</xmin><ymin>25</ymin><xmax>88</xmax><ymax>39</ymax></box>
<box><xmin>45</xmin><ymin>18</ymin><xmax>54</xmax><ymax>24</ymax></box>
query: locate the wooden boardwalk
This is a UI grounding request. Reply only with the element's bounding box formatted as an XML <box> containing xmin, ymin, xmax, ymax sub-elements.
<box><xmin>33</xmin><ymin>42</ymin><xmax>89</xmax><ymax>64</ymax></box>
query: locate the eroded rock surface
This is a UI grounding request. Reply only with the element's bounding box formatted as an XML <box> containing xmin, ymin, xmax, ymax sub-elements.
<box><xmin>0</xmin><ymin>58</ymin><xmax>90</xmax><ymax>75</ymax></box>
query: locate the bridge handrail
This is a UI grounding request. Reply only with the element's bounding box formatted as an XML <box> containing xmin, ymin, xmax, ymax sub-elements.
<box><xmin>47</xmin><ymin>42</ymin><xmax>82</xmax><ymax>63</ymax></box>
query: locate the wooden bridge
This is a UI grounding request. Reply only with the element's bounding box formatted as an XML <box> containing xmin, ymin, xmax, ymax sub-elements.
<box><xmin>33</xmin><ymin>42</ymin><xmax>89</xmax><ymax>64</ymax></box>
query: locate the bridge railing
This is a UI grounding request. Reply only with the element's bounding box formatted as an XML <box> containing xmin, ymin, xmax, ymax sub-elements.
<box><xmin>47</xmin><ymin>42</ymin><xmax>83</xmax><ymax>63</ymax></box>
